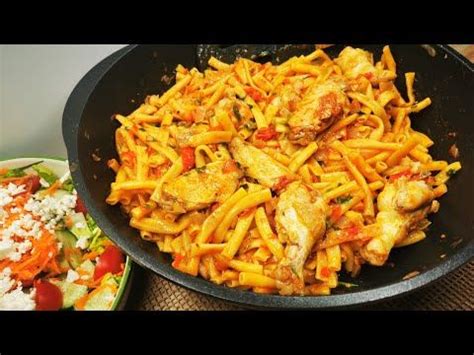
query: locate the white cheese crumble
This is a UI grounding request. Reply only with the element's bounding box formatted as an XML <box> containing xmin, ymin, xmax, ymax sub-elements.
<box><xmin>24</xmin><ymin>193</ymin><xmax>77</xmax><ymax>232</ymax></box>
<box><xmin>0</xmin><ymin>184</ymin><xmax>40</xmax><ymax>261</ymax></box>
<box><xmin>66</xmin><ymin>269</ymin><xmax>80</xmax><ymax>283</ymax></box>
<box><xmin>76</xmin><ymin>236</ymin><xmax>90</xmax><ymax>250</ymax></box>
<box><xmin>0</xmin><ymin>267</ymin><xmax>36</xmax><ymax>310</ymax></box>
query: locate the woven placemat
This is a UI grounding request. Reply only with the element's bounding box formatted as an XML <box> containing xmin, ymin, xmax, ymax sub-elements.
<box><xmin>127</xmin><ymin>261</ymin><xmax>473</xmax><ymax>310</ymax></box>
<box><xmin>126</xmin><ymin>44</ymin><xmax>473</xmax><ymax>311</ymax></box>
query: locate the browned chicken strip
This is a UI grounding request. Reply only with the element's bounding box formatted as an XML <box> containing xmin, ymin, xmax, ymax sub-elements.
<box><xmin>229</xmin><ymin>137</ymin><xmax>298</xmax><ymax>190</ymax></box>
<box><xmin>274</xmin><ymin>182</ymin><xmax>329</xmax><ymax>295</ymax></box>
<box><xmin>288</xmin><ymin>81</ymin><xmax>346</xmax><ymax>145</ymax></box>
<box><xmin>361</xmin><ymin>178</ymin><xmax>436</xmax><ymax>266</ymax></box>
<box><xmin>158</xmin><ymin>160</ymin><xmax>242</xmax><ymax>214</ymax></box>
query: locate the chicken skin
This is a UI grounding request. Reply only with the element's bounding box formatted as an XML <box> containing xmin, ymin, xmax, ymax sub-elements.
<box><xmin>158</xmin><ymin>160</ymin><xmax>242</xmax><ymax>214</ymax></box>
<box><xmin>288</xmin><ymin>81</ymin><xmax>346</xmax><ymax>145</ymax></box>
<box><xmin>229</xmin><ymin>138</ymin><xmax>298</xmax><ymax>190</ymax></box>
<box><xmin>274</xmin><ymin>182</ymin><xmax>329</xmax><ymax>294</ymax></box>
<box><xmin>361</xmin><ymin>178</ymin><xmax>436</xmax><ymax>266</ymax></box>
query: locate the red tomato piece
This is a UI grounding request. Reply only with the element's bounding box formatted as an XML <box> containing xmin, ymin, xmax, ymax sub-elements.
<box><xmin>93</xmin><ymin>245</ymin><xmax>125</xmax><ymax>281</ymax></box>
<box><xmin>75</xmin><ymin>196</ymin><xmax>88</xmax><ymax>214</ymax></box>
<box><xmin>244</xmin><ymin>87</ymin><xmax>264</xmax><ymax>101</ymax></box>
<box><xmin>255</xmin><ymin>126</ymin><xmax>278</xmax><ymax>141</ymax></box>
<box><xmin>34</xmin><ymin>280</ymin><xmax>63</xmax><ymax>311</ymax></box>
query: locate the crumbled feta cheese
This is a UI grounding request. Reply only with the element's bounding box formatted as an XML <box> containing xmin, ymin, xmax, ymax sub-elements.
<box><xmin>66</xmin><ymin>270</ymin><xmax>80</xmax><ymax>283</ymax></box>
<box><xmin>76</xmin><ymin>236</ymin><xmax>89</xmax><ymax>250</ymax></box>
<box><xmin>57</xmin><ymin>242</ymin><xmax>63</xmax><ymax>250</ymax></box>
<box><xmin>0</xmin><ymin>267</ymin><xmax>36</xmax><ymax>310</ymax></box>
<box><xmin>24</xmin><ymin>192</ymin><xmax>77</xmax><ymax>232</ymax></box>
<box><xmin>74</xmin><ymin>222</ymin><xmax>86</xmax><ymax>229</ymax></box>
<box><xmin>0</xmin><ymin>286</ymin><xmax>36</xmax><ymax>310</ymax></box>
<box><xmin>0</xmin><ymin>268</ymin><xmax>14</xmax><ymax>296</ymax></box>
<box><xmin>0</xmin><ymin>239</ymin><xmax>15</xmax><ymax>260</ymax></box>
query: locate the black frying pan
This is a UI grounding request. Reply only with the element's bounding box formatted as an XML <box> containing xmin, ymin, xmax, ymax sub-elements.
<box><xmin>62</xmin><ymin>45</ymin><xmax>474</xmax><ymax>309</ymax></box>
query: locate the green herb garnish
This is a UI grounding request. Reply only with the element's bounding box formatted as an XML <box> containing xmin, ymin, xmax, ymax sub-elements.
<box><xmin>244</xmin><ymin>121</ymin><xmax>257</xmax><ymax>131</ymax></box>
<box><xmin>195</xmin><ymin>166</ymin><xmax>207</xmax><ymax>173</ymax></box>
<box><xmin>233</xmin><ymin>104</ymin><xmax>242</xmax><ymax>121</ymax></box>
<box><xmin>335</xmin><ymin>195</ymin><xmax>352</xmax><ymax>204</ymax></box>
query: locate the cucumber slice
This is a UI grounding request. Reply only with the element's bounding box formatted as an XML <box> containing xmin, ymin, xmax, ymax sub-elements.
<box><xmin>51</xmin><ymin>280</ymin><xmax>88</xmax><ymax>309</ymax></box>
<box><xmin>76</xmin><ymin>259</ymin><xmax>95</xmax><ymax>280</ymax></box>
<box><xmin>55</xmin><ymin>230</ymin><xmax>82</xmax><ymax>269</ymax></box>
<box><xmin>83</xmin><ymin>286</ymin><xmax>117</xmax><ymax>310</ymax></box>
<box><xmin>68</xmin><ymin>213</ymin><xmax>92</xmax><ymax>249</ymax></box>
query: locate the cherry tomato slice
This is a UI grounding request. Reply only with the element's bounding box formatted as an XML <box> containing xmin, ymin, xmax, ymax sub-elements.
<box><xmin>75</xmin><ymin>196</ymin><xmax>88</xmax><ymax>214</ymax></box>
<box><xmin>93</xmin><ymin>245</ymin><xmax>124</xmax><ymax>281</ymax></box>
<box><xmin>34</xmin><ymin>280</ymin><xmax>63</xmax><ymax>311</ymax></box>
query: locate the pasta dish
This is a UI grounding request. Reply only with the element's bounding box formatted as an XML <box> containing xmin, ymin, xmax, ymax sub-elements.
<box><xmin>106</xmin><ymin>46</ymin><xmax>461</xmax><ymax>295</ymax></box>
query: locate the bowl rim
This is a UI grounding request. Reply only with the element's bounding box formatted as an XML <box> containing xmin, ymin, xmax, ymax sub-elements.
<box><xmin>0</xmin><ymin>156</ymin><xmax>134</xmax><ymax>311</ymax></box>
<box><xmin>62</xmin><ymin>44</ymin><xmax>474</xmax><ymax>309</ymax></box>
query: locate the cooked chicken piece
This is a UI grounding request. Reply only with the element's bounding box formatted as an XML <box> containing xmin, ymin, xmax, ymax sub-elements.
<box><xmin>361</xmin><ymin>178</ymin><xmax>435</xmax><ymax>266</ymax></box>
<box><xmin>334</xmin><ymin>46</ymin><xmax>377</xmax><ymax>80</ymax></box>
<box><xmin>229</xmin><ymin>138</ymin><xmax>298</xmax><ymax>190</ymax></box>
<box><xmin>288</xmin><ymin>81</ymin><xmax>346</xmax><ymax>145</ymax></box>
<box><xmin>274</xmin><ymin>182</ymin><xmax>329</xmax><ymax>295</ymax></box>
<box><xmin>169</xmin><ymin>124</ymin><xmax>209</xmax><ymax>147</ymax></box>
<box><xmin>158</xmin><ymin>160</ymin><xmax>242</xmax><ymax>213</ymax></box>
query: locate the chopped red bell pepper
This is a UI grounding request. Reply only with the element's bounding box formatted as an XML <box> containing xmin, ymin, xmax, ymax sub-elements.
<box><xmin>244</xmin><ymin>86</ymin><xmax>264</xmax><ymax>102</ymax></box>
<box><xmin>255</xmin><ymin>126</ymin><xmax>278</xmax><ymax>141</ymax></box>
<box><xmin>180</xmin><ymin>147</ymin><xmax>195</xmax><ymax>172</ymax></box>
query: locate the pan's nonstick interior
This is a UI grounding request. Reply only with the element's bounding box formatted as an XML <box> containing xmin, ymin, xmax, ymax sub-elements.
<box><xmin>63</xmin><ymin>44</ymin><xmax>474</xmax><ymax>308</ymax></box>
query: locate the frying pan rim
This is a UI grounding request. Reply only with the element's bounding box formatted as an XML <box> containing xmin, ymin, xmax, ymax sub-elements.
<box><xmin>62</xmin><ymin>44</ymin><xmax>474</xmax><ymax>309</ymax></box>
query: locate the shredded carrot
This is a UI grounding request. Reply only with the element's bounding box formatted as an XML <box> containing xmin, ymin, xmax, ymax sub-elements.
<box><xmin>74</xmin><ymin>284</ymin><xmax>118</xmax><ymax>310</ymax></box>
<box><xmin>82</xmin><ymin>250</ymin><xmax>101</xmax><ymax>261</ymax></box>
<box><xmin>0</xmin><ymin>231</ymin><xmax>59</xmax><ymax>282</ymax></box>
<box><xmin>74</xmin><ymin>293</ymin><xmax>89</xmax><ymax>310</ymax></box>
<box><xmin>43</xmin><ymin>180</ymin><xmax>61</xmax><ymax>195</ymax></box>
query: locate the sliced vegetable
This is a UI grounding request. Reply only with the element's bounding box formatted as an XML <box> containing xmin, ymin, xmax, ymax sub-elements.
<box><xmin>75</xmin><ymin>196</ymin><xmax>88</xmax><ymax>214</ymax></box>
<box><xmin>55</xmin><ymin>230</ymin><xmax>82</xmax><ymax>269</ymax></box>
<box><xmin>51</xmin><ymin>280</ymin><xmax>88</xmax><ymax>309</ymax></box>
<box><xmin>93</xmin><ymin>245</ymin><xmax>124</xmax><ymax>281</ymax></box>
<box><xmin>83</xmin><ymin>284</ymin><xmax>117</xmax><ymax>310</ymax></box>
<box><xmin>61</xmin><ymin>177</ymin><xmax>75</xmax><ymax>193</ymax></box>
<box><xmin>34</xmin><ymin>279</ymin><xmax>63</xmax><ymax>310</ymax></box>
<box><xmin>32</xmin><ymin>164</ymin><xmax>59</xmax><ymax>185</ymax></box>
<box><xmin>68</xmin><ymin>213</ymin><xmax>93</xmax><ymax>246</ymax></box>
<box><xmin>255</xmin><ymin>126</ymin><xmax>278</xmax><ymax>141</ymax></box>
<box><xmin>77</xmin><ymin>259</ymin><xmax>95</xmax><ymax>280</ymax></box>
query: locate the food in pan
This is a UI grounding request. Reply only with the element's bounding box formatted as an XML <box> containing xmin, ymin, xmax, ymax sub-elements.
<box><xmin>106</xmin><ymin>45</ymin><xmax>461</xmax><ymax>296</ymax></box>
<box><xmin>0</xmin><ymin>161</ymin><xmax>126</xmax><ymax>309</ymax></box>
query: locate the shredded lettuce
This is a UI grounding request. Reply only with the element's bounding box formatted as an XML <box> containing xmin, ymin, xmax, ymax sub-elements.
<box><xmin>61</xmin><ymin>177</ymin><xmax>75</xmax><ymax>193</ymax></box>
<box><xmin>32</xmin><ymin>164</ymin><xmax>59</xmax><ymax>185</ymax></box>
<box><xmin>86</xmin><ymin>214</ymin><xmax>108</xmax><ymax>253</ymax></box>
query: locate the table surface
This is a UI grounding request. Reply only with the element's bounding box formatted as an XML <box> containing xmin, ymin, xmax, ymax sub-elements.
<box><xmin>1</xmin><ymin>44</ymin><xmax>472</xmax><ymax>310</ymax></box>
